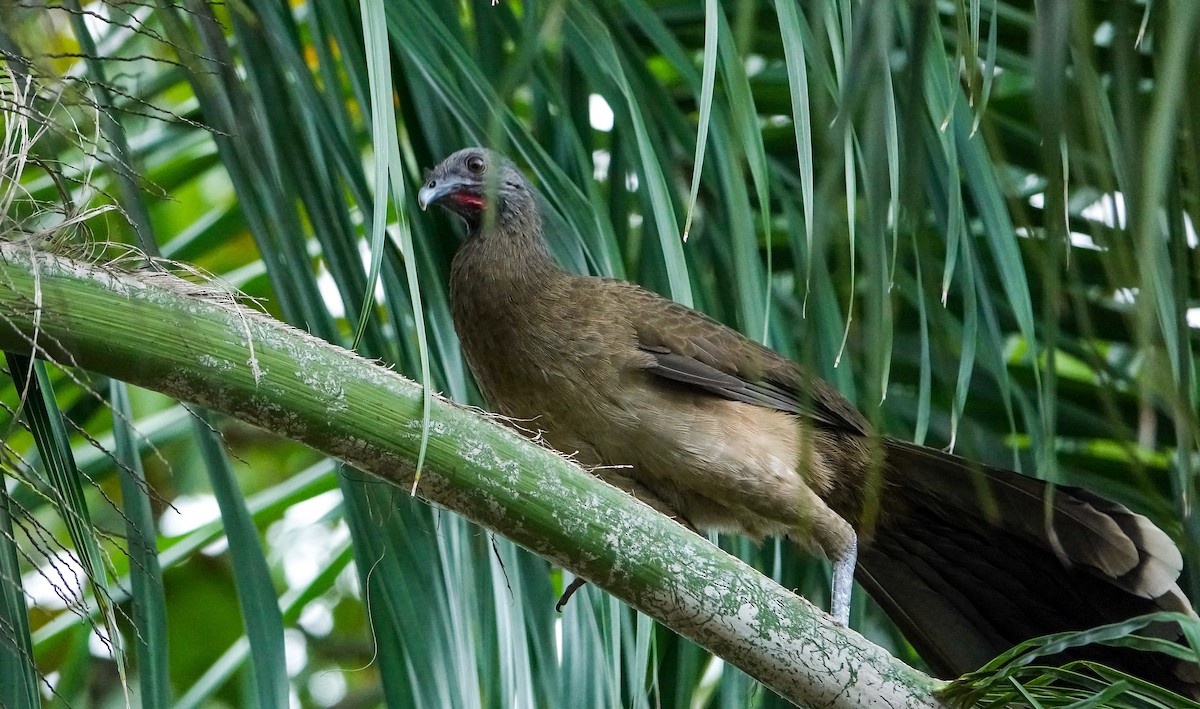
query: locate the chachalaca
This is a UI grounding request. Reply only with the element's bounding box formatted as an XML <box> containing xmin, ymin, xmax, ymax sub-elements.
<box><xmin>418</xmin><ymin>147</ymin><xmax>1199</xmax><ymax>694</ymax></box>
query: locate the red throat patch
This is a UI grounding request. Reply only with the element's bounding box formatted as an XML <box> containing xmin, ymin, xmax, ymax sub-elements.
<box><xmin>451</xmin><ymin>193</ymin><xmax>486</xmax><ymax>209</ymax></box>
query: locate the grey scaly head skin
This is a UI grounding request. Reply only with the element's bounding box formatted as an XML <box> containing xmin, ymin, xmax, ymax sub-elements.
<box><xmin>417</xmin><ymin>148</ymin><xmax>537</xmax><ymax>235</ymax></box>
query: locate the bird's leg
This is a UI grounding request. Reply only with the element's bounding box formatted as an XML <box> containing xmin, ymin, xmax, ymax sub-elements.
<box><xmin>556</xmin><ymin>576</ymin><xmax>588</xmax><ymax>611</ymax></box>
<box><xmin>829</xmin><ymin>534</ymin><xmax>858</xmax><ymax>625</ymax></box>
<box><xmin>785</xmin><ymin>485</ymin><xmax>858</xmax><ymax>625</ymax></box>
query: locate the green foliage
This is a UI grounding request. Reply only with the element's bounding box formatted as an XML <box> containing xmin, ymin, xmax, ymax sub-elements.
<box><xmin>0</xmin><ymin>0</ymin><xmax>1197</xmax><ymax>706</ymax></box>
<box><xmin>944</xmin><ymin>613</ymin><xmax>1200</xmax><ymax>708</ymax></box>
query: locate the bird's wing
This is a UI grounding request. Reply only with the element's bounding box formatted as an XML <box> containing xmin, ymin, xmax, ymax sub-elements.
<box><xmin>616</xmin><ymin>284</ymin><xmax>869</xmax><ymax>435</ymax></box>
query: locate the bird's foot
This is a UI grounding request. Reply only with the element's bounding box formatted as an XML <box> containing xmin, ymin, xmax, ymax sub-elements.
<box><xmin>556</xmin><ymin>576</ymin><xmax>587</xmax><ymax>612</ymax></box>
<box><xmin>829</xmin><ymin>535</ymin><xmax>858</xmax><ymax>626</ymax></box>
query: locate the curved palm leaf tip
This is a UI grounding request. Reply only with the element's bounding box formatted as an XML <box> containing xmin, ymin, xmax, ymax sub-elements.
<box><xmin>421</xmin><ymin>147</ymin><xmax>1200</xmax><ymax>697</ymax></box>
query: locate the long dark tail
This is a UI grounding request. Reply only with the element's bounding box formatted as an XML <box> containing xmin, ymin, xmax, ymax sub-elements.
<box><xmin>859</xmin><ymin>439</ymin><xmax>1198</xmax><ymax>696</ymax></box>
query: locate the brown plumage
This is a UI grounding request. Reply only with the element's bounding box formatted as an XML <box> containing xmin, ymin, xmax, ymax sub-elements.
<box><xmin>418</xmin><ymin>147</ymin><xmax>1198</xmax><ymax>695</ymax></box>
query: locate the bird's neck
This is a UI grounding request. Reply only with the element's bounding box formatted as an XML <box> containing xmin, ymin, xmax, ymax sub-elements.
<box><xmin>450</xmin><ymin>214</ymin><xmax>567</xmax><ymax>314</ymax></box>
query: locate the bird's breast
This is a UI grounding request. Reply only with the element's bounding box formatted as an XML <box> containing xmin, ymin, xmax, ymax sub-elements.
<box><xmin>451</xmin><ymin>275</ymin><xmax>638</xmax><ymax>451</ymax></box>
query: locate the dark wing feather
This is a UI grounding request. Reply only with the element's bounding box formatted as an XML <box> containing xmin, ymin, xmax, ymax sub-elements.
<box><xmin>616</xmin><ymin>283</ymin><xmax>868</xmax><ymax>435</ymax></box>
<box><xmin>640</xmin><ymin>346</ymin><xmax>862</xmax><ymax>430</ymax></box>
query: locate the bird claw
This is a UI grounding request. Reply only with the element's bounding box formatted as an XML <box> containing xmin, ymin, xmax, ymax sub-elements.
<box><xmin>556</xmin><ymin>576</ymin><xmax>587</xmax><ymax>611</ymax></box>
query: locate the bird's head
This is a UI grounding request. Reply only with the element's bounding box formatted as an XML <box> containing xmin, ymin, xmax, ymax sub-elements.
<box><xmin>418</xmin><ymin>148</ymin><xmax>532</xmax><ymax>232</ymax></box>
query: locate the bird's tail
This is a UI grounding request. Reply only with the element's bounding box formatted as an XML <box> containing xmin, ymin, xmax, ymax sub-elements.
<box><xmin>858</xmin><ymin>438</ymin><xmax>1199</xmax><ymax>696</ymax></box>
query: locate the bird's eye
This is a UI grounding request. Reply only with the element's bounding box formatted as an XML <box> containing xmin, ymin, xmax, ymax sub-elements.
<box><xmin>466</xmin><ymin>156</ymin><xmax>486</xmax><ymax>174</ymax></box>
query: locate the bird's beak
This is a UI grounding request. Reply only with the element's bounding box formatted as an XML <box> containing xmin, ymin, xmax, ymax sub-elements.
<box><xmin>417</xmin><ymin>176</ymin><xmax>472</xmax><ymax>211</ymax></box>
